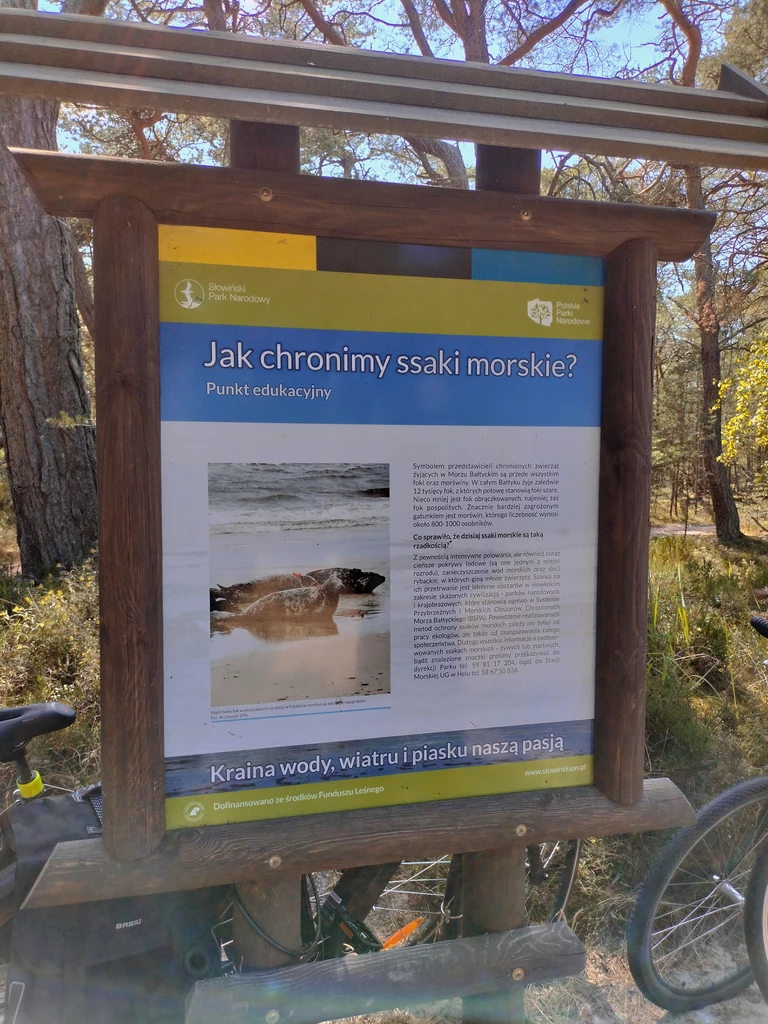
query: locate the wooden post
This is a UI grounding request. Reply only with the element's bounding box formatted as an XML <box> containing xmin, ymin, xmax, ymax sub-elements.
<box><xmin>476</xmin><ymin>144</ymin><xmax>540</xmax><ymax>194</ymax></box>
<box><xmin>233</xmin><ymin>876</ymin><xmax>303</xmax><ymax>970</ymax></box>
<box><xmin>230</xmin><ymin>120</ymin><xmax>300</xmax><ymax>172</ymax></box>
<box><xmin>459</xmin><ymin>143</ymin><xmax>543</xmax><ymax>1024</ymax></box>
<box><xmin>94</xmin><ymin>195</ymin><xmax>165</xmax><ymax>860</ymax></box>
<box><xmin>593</xmin><ymin>238</ymin><xmax>657</xmax><ymax>804</ymax></box>
<box><xmin>461</xmin><ymin>847</ymin><xmax>527</xmax><ymax>1024</ymax></box>
<box><xmin>228</xmin><ymin>121</ymin><xmax>304</xmax><ymax>968</ymax></box>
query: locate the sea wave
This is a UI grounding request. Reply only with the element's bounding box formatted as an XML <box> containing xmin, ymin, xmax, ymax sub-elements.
<box><xmin>209</xmin><ymin>462</ymin><xmax>389</xmax><ymax>536</ymax></box>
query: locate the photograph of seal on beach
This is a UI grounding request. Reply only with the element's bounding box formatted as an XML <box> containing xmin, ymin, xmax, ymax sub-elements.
<box><xmin>208</xmin><ymin>462</ymin><xmax>390</xmax><ymax>706</ymax></box>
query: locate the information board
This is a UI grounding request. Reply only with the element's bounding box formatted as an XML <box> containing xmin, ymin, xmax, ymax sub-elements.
<box><xmin>159</xmin><ymin>226</ymin><xmax>604</xmax><ymax>829</ymax></box>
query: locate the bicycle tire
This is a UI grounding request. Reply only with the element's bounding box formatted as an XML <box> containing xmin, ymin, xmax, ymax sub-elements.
<box><xmin>627</xmin><ymin>776</ymin><xmax>768</xmax><ymax>1013</ymax></box>
<box><xmin>745</xmin><ymin>844</ymin><xmax>768</xmax><ymax>1003</ymax></box>
<box><xmin>317</xmin><ymin>840</ymin><xmax>582</xmax><ymax>954</ymax></box>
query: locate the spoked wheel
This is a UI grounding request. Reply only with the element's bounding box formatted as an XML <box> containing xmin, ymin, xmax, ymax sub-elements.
<box><xmin>628</xmin><ymin>777</ymin><xmax>768</xmax><ymax>1013</ymax></box>
<box><xmin>313</xmin><ymin>842</ymin><xmax>582</xmax><ymax>956</ymax></box>
<box><xmin>745</xmin><ymin>845</ymin><xmax>768</xmax><ymax>1002</ymax></box>
<box><xmin>526</xmin><ymin>840</ymin><xmax>581</xmax><ymax>923</ymax></box>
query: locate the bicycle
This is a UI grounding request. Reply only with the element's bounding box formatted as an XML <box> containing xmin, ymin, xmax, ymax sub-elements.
<box><xmin>626</xmin><ymin>614</ymin><xmax>768</xmax><ymax>1014</ymax></box>
<box><xmin>0</xmin><ymin>702</ymin><xmax>582</xmax><ymax>1020</ymax></box>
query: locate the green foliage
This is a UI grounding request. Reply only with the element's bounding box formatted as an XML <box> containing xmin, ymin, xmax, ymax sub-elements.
<box><xmin>562</xmin><ymin>537</ymin><xmax>768</xmax><ymax>942</ymax></box>
<box><xmin>0</xmin><ymin>559</ymin><xmax>100</xmax><ymax>790</ymax></box>
<box><xmin>645</xmin><ymin>537</ymin><xmax>768</xmax><ymax>799</ymax></box>
<box><xmin>720</xmin><ymin>334</ymin><xmax>768</xmax><ymax>486</ymax></box>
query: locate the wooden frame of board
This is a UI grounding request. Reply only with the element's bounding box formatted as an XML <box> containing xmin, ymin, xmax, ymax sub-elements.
<box><xmin>12</xmin><ymin>145</ymin><xmax>711</xmax><ymax>885</ymax></box>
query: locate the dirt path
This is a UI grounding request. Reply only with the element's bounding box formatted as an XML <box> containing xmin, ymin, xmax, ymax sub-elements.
<box><xmin>650</xmin><ymin>523</ymin><xmax>718</xmax><ymax>538</ymax></box>
<box><xmin>332</xmin><ymin>950</ymin><xmax>768</xmax><ymax>1024</ymax></box>
<box><xmin>529</xmin><ymin>950</ymin><xmax>768</xmax><ymax>1023</ymax></box>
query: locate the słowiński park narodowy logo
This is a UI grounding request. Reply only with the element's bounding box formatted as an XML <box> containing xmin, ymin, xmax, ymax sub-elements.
<box><xmin>527</xmin><ymin>298</ymin><xmax>553</xmax><ymax>326</ymax></box>
<box><xmin>175</xmin><ymin>279</ymin><xmax>205</xmax><ymax>309</ymax></box>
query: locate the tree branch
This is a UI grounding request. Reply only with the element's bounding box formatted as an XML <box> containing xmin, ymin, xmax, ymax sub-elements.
<box><xmin>498</xmin><ymin>0</ymin><xmax>590</xmax><ymax>66</ymax></box>
<box><xmin>430</xmin><ymin>0</ymin><xmax>459</xmax><ymax>34</ymax></box>
<box><xmin>203</xmin><ymin>0</ymin><xmax>227</xmax><ymax>31</ymax></box>
<box><xmin>657</xmin><ymin>0</ymin><xmax>701</xmax><ymax>87</ymax></box>
<box><xmin>400</xmin><ymin>0</ymin><xmax>434</xmax><ymax>57</ymax></box>
<box><xmin>296</xmin><ymin>0</ymin><xmax>346</xmax><ymax>45</ymax></box>
<box><xmin>72</xmin><ymin>245</ymin><xmax>95</xmax><ymax>341</ymax></box>
<box><xmin>61</xmin><ymin>0</ymin><xmax>109</xmax><ymax>16</ymax></box>
<box><xmin>407</xmin><ymin>136</ymin><xmax>469</xmax><ymax>187</ymax></box>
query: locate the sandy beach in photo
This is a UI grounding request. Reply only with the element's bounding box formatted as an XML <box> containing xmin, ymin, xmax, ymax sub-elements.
<box><xmin>209</xmin><ymin>464</ymin><xmax>390</xmax><ymax>707</ymax></box>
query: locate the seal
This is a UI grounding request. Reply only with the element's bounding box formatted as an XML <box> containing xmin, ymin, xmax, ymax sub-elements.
<box><xmin>307</xmin><ymin>568</ymin><xmax>385</xmax><ymax>594</ymax></box>
<box><xmin>211</xmin><ymin>573</ymin><xmax>317</xmax><ymax>613</ymax></box>
<box><xmin>239</xmin><ymin>576</ymin><xmax>345</xmax><ymax>623</ymax></box>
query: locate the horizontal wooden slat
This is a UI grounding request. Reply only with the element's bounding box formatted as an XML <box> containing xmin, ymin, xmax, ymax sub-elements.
<box><xmin>1</xmin><ymin>34</ymin><xmax>766</xmax><ymax>145</ymax></box>
<box><xmin>4</xmin><ymin>59</ymin><xmax>768</xmax><ymax>172</ymax></box>
<box><xmin>12</xmin><ymin>149</ymin><xmax>715</xmax><ymax>262</ymax></box>
<box><xmin>23</xmin><ymin>778</ymin><xmax>693</xmax><ymax>909</ymax></box>
<box><xmin>186</xmin><ymin>923</ymin><xmax>586</xmax><ymax>1024</ymax></box>
<box><xmin>1</xmin><ymin>8</ymin><xmax>764</xmax><ymax>119</ymax></box>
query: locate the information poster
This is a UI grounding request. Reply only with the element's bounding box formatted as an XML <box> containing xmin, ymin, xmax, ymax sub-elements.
<box><xmin>159</xmin><ymin>225</ymin><xmax>604</xmax><ymax>829</ymax></box>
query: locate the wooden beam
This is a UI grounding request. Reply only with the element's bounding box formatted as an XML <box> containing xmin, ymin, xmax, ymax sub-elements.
<box><xmin>2</xmin><ymin>33</ymin><xmax>767</xmax><ymax>149</ymax></box>
<box><xmin>3</xmin><ymin>57</ymin><xmax>768</xmax><ymax>171</ymax></box>
<box><xmin>1</xmin><ymin>10</ymin><xmax>763</xmax><ymax>120</ymax></box>
<box><xmin>93</xmin><ymin>196</ymin><xmax>165</xmax><ymax>859</ymax></box>
<box><xmin>719</xmin><ymin>63</ymin><xmax>768</xmax><ymax>104</ymax></box>
<box><xmin>11</xmin><ymin>150</ymin><xmax>715</xmax><ymax>263</ymax></box>
<box><xmin>23</xmin><ymin>778</ymin><xmax>693</xmax><ymax>909</ymax></box>
<box><xmin>593</xmin><ymin>239</ymin><xmax>657</xmax><ymax>804</ymax></box>
<box><xmin>186</xmin><ymin>922</ymin><xmax>586</xmax><ymax>1024</ymax></box>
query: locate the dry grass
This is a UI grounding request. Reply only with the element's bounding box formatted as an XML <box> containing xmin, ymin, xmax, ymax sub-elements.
<box><xmin>0</xmin><ymin>528</ymin><xmax>767</xmax><ymax>1019</ymax></box>
<box><xmin>0</xmin><ymin>557</ymin><xmax>100</xmax><ymax>797</ymax></box>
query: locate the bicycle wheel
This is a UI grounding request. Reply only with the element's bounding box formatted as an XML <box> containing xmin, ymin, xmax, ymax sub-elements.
<box><xmin>627</xmin><ymin>776</ymin><xmax>768</xmax><ymax>1013</ymax></box>
<box><xmin>745</xmin><ymin>844</ymin><xmax>768</xmax><ymax>1003</ymax></box>
<box><xmin>315</xmin><ymin>842</ymin><xmax>582</xmax><ymax>955</ymax></box>
<box><xmin>527</xmin><ymin>840</ymin><xmax>581</xmax><ymax>923</ymax></box>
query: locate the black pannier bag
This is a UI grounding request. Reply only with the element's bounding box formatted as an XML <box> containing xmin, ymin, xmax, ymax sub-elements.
<box><xmin>1</xmin><ymin>786</ymin><xmax>228</xmax><ymax>1024</ymax></box>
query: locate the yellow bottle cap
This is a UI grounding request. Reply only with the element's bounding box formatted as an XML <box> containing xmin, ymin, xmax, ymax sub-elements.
<box><xmin>17</xmin><ymin>770</ymin><xmax>43</xmax><ymax>799</ymax></box>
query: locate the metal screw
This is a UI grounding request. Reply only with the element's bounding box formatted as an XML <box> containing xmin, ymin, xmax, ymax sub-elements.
<box><xmin>515</xmin><ymin>824</ymin><xmax>527</xmax><ymax>837</ymax></box>
<box><xmin>268</xmin><ymin>854</ymin><xmax>282</xmax><ymax>868</ymax></box>
<box><xmin>512</xmin><ymin>967</ymin><xmax>525</xmax><ymax>981</ymax></box>
<box><xmin>266</xmin><ymin>1011</ymin><xmax>280</xmax><ymax>1023</ymax></box>
<box><xmin>520</xmin><ymin>209</ymin><xmax>532</xmax><ymax>220</ymax></box>
<box><xmin>259</xmin><ymin>187</ymin><xmax>274</xmax><ymax>202</ymax></box>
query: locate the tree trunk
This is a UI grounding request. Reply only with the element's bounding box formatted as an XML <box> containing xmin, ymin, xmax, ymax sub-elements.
<box><xmin>0</xmin><ymin>43</ymin><xmax>98</xmax><ymax>574</ymax></box>
<box><xmin>685</xmin><ymin>166</ymin><xmax>742</xmax><ymax>543</ymax></box>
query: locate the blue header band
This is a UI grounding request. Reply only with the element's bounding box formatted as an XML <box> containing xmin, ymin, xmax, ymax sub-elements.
<box><xmin>473</xmin><ymin>250</ymin><xmax>605</xmax><ymax>287</ymax></box>
<box><xmin>161</xmin><ymin>324</ymin><xmax>602</xmax><ymax>428</ymax></box>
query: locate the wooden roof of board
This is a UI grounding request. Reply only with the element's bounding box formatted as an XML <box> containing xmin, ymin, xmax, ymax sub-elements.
<box><xmin>2</xmin><ymin>8</ymin><xmax>768</xmax><ymax>170</ymax></box>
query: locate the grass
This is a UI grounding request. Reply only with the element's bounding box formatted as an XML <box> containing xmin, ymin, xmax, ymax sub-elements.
<box><xmin>559</xmin><ymin>533</ymin><xmax>768</xmax><ymax>951</ymax></box>
<box><xmin>0</xmin><ymin>557</ymin><xmax>100</xmax><ymax>795</ymax></box>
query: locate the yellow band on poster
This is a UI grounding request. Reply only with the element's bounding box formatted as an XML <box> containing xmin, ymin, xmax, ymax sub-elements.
<box><xmin>158</xmin><ymin>225</ymin><xmax>316</xmax><ymax>271</ymax></box>
<box><xmin>166</xmin><ymin>755</ymin><xmax>593</xmax><ymax>829</ymax></box>
<box><xmin>159</xmin><ymin>261</ymin><xmax>603</xmax><ymax>340</ymax></box>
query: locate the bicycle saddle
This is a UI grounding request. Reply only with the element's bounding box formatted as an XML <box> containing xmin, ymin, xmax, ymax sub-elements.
<box><xmin>0</xmin><ymin>702</ymin><xmax>76</xmax><ymax>762</ymax></box>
